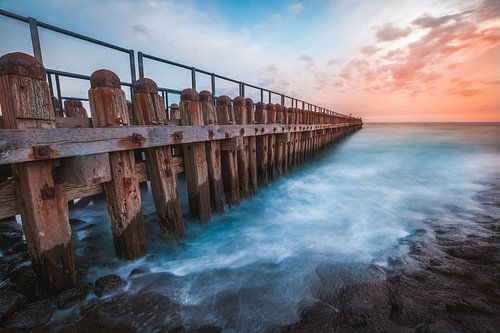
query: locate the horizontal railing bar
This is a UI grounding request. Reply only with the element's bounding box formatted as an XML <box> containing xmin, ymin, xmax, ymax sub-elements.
<box><xmin>0</xmin><ymin>123</ymin><xmax>357</xmax><ymax>165</ymax></box>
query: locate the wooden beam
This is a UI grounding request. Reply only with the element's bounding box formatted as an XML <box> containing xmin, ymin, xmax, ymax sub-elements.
<box><xmin>0</xmin><ymin>123</ymin><xmax>352</xmax><ymax>165</ymax></box>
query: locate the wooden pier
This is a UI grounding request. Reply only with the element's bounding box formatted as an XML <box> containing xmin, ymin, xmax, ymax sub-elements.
<box><xmin>0</xmin><ymin>52</ymin><xmax>362</xmax><ymax>292</ymax></box>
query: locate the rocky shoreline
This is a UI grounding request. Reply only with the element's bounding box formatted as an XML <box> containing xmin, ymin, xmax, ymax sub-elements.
<box><xmin>1</xmin><ymin>180</ymin><xmax>499</xmax><ymax>332</ymax></box>
<box><xmin>282</xmin><ymin>180</ymin><xmax>500</xmax><ymax>332</ymax></box>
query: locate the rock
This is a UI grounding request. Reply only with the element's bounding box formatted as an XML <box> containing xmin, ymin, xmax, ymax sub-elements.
<box><xmin>0</xmin><ymin>290</ymin><xmax>27</xmax><ymax>324</ymax></box>
<box><xmin>57</xmin><ymin>284</ymin><xmax>94</xmax><ymax>309</ymax></box>
<box><xmin>69</xmin><ymin>218</ymin><xmax>86</xmax><ymax>226</ymax></box>
<box><xmin>0</xmin><ymin>230</ymin><xmax>22</xmax><ymax>249</ymax></box>
<box><xmin>4</xmin><ymin>300</ymin><xmax>54</xmax><ymax>329</ymax></box>
<box><xmin>94</xmin><ymin>275</ymin><xmax>127</xmax><ymax>298</ymax></box>
<box><xmin>80</xmin><ymin>291</ymin><xmax>180</xmax><ymax>331</ymax></box>
<box><xmin>128</xmin><ymin>268</ymin><xmax>147</xmax><ymax>278</ymax></box>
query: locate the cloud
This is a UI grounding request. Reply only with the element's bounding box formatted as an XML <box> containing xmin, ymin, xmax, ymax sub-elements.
<box><xmin>361</xmin><ymin>46</ymin><xmax>380</xmax><ymax>55</ymax></box>
<box><xmin>298</xmin><ymin>54</ymin><xmax>314</xmax><ymax>69</ymax></box>
<box><xmin>376</xmin><ymin>23</ymin><xmax>412</xmax><ymax>41</ymax></box>
<box><xmin>376</xmin><ymin>23</ymin><xmax>412</xmax><ymax>42</ymax></box>
<box><xmin>288</xmin><ymin>3</ymin><xmax>304</xmax><ymax>15</ymax></box>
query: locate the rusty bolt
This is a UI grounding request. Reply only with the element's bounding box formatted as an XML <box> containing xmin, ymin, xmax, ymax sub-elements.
<box><xmin>132</xmin><ymin>133</ymin><xmax>144</xmax><ymax>144</ymax></box>
<box><xmin>40</xmin><ymin>185</ymin><xmax>55</xmax><ymax>200</ymax></box>
<box><xmin>123</xmin><ymin>177</ymin><xmax>132</xmax><ymax>187</ymax></box>
<box><xmin>33</xmin><ymin>145</ymin><xmax>50</xmax><ymax>159</ymax></box>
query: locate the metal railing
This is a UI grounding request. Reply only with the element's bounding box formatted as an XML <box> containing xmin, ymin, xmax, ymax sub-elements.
<box><xmin>0</xmin><ymin>9</ymin><xmax>356</xmax><ymax>119</ymax></box>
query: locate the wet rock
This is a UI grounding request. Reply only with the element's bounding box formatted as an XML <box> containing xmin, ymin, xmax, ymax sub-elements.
<box><xmin>69</xmin><ymin>218</ymin><xmax>86</xmax><ymax>226</ymax></box>
<box><xmin>128</xmin><ymin>268</ymin><xmax>148</xmax><ymax>278</ymax></box>
<box><xmin>0</xmin><ymin>290</ymin><xmax>27</xmax><ymax>324</ymax></box>
<box><xmin>0</xmin><ymin>230</ymin><xmax>22</xmax><ymax>249</ymax></box>
<box><xmin>4</xmin><ymin>300</ymin><xmax>54</xmax><ymax>329</ymax></box>
<box><xmin>79</xmin><ymin>291</ymin><xmax>181</xmax><ymax>331</ymax></box>
<box><xmin>57</xmin><ymin>284</ymin><xmax>94</xmax><ymax>309</ymax></box>
<box><xmin>94</xmin><ymin>275</ymin><xmax>127</xmax><ymax>298</ymax></box>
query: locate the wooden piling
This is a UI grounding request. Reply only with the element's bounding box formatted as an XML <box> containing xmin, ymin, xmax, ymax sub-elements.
<box><xmin>234</xmin><ymin>96</ymin><xmax>250</xmax><ymax>198</ymax></box>
<box><xmin>88</xmin><ymin>69</ymin><xmax>146</xmax><ymax>259</ymax></box>
<box><xmin>266</xmin><ymin>103</ymin><xmax>276</xmax><ymax>181</ymax></box>
<box><xmin>216</xmin><ymin>95</ymin><xmax>240</xmax><ymax>206</ymax></box>
<box><xmin>132</xmin><ymin>78</ymin><xmax>184</xmax><ymax>238</ymax></box>
<box><xmin>0</xmin><ymin>52</ymin><xmax>76</xmax><ymax>292</ymax></box>
<box><xmin>255</xmin><ymin>102</ymin><xmax>268</xmax><ymax>186</ymax></box>
<box><xmin>64</xmin><ymin>99</ymin><xmax>87</xmax><ymax>118</ymax></box>
<box><xmin>274</xmin><ymin>104</ymin><xmax>284</xmax><ymax>178</ymax></box>
<box><xmin>179</xmin><ymin>88</ymin><xmax>211</xmax><ymax>221</ymax></box>
<box><xmin>200</xmin><ymin>90</ymin><xmax>224</xmax><ymax>212</ymax></box>
<box><xmin>245</xmin><ymin>98</ymin><xmax>258</xmax><ymax>195</ymax></box>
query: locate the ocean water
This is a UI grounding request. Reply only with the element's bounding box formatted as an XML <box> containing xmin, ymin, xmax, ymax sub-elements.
<box><xmin>69</xmin><ymin>123</ymin><xmax>500</xmax><ymax>331</ymax></box>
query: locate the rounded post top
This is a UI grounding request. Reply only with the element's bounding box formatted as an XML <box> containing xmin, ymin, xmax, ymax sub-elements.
<box><xmin>180</xmin><ymin>88</ymin><xmax>199</xmax><ymax>101</ymax></box>
<box><xmin>170</xmin><ymin>103</ymin><xmax>179</xmax><ymax>109</ymax></box>
<box><xmin>64</xmin><ymin>99</ymin><xmax>83</xmax><ymax>107</ymax></box>
<box><xmin>90</xmin><ymin>69</ymin><xmax>121</xmax><ymax>88</ymax></box>
<box><xmin>275</xmin><ymin>104</ymin><xmax>282</xmax><ymax>111</ymax></box>
<box><xmin>199</xmin><ymin>90</ymin><xmax>212</xmax><ymax>102</ymax></box>
<box><xmin>255</xmin><ymin>102</ymin><xmax>266</xmax><ymax>110</ymax></box>
<box><xmin>216</xmin><ymin>95</ymin><xmax>231</xmax><ymax>106</ymax></box>
<box><xmin>244</xmin><ymin>98</ymin><xmax>254</xmax><ymax>107</ymax></box>
<box><xmin>233</xmin><ymin>96</ymin><xmax>244</xmax><ymax>106</ymax></box>
<box><xmin>0</xmin><ymin>52</ymin><xmax>46</xmax><ymax>80</ymax></box>
<box><xmin>133</xmin><ymin>78</ymin><xmax>158</xmax><ymax>94</ymax></box>
<box><xmin>266</xmin><ymin>102</ymin><xmax>275</xmax><ymax>110</ymax></box>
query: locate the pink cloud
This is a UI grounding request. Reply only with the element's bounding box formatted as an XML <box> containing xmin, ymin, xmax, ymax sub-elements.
<box><xmin>361</xmin><ymin>46</ymin><xmax>380</xmax><ymax>55</ymax></box>
<box><xmin>376</xmin><ymin>23</ymin><xmax>412</xmax><ymax>41</ymax></box>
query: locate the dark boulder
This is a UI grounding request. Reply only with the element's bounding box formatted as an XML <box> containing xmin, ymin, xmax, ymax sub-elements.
<box><xmin>0</xmin><ymin>290</ymin><xmax>27</xmax><ymax>325</ymax></box>
<box><xmin>57</xmin><ymin>284</ymin><xmax>94</xmax><ymax>309</ymax></box>
<box><xmin>94</xmin><ymin>275</ymin><xmax>127</xmax><ymax>298</ymax></box>
<box><xmin>4</xmin><ymin>300</ymin><xmax>54</xmax><ymax>329</ymax></box>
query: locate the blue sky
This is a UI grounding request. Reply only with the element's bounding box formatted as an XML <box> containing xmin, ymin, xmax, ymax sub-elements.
<box><xmin>0</xmin><ymin>0</ymin><xmax>498</xmax><ymax>121</ymax></box>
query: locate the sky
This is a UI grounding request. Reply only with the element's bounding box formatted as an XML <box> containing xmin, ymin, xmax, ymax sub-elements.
<box><xmin>0</xmin><ymin>0</ymin><xmax>499</xmax><ymax>122</ymax></box>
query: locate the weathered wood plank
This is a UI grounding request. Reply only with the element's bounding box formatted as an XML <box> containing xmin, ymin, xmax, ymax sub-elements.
<box><xmin>0</xmin><ymin>123</ymin><xmax>351</xmax><ymax>165</ymax></box>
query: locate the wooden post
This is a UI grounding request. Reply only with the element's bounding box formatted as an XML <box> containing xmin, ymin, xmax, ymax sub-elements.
<box><xmin>132</xmin><ymin>78</ymin><xmax>184</xmax><ymax>238</ymax></box>
<box><xmin>179</xmin><ymin>89</ymin><xmax>211</xmax><ymax>221</ymax></box>
<box><xmin>200</xmin><ymin>90</ymin><xmax>224</xmax><ymax>212</ymax></box>
<box><xmin>245</xmin><ymin>98</ymin><xmax>258</xmax><ymax>195</ymax></box>
<box><xmin>51</xmin><ymin>96</ymin><xmax>63</xmax><ymax>117</ymax></box>
<box><xmin>216</xmin><ymin>95</ymin><xmax>240</xmax><ymax>206</ymax></box>
<box><xmin>266</xmin><ymin>103</ymin><xmax>276</xmax><ymax>180</ymax></box>
<box><xmin>88</xmin><ymin>69</ymin><xmax>146</xmax><ymax>259</ymax></box>
<box><xmin>274</xmin><ymin>104</ymin><xmax>284</xmax><ymax>178</ymax></box>
<box><xmin>234</xmin><ymin>96</ymin><xmax>250</xmax><ymax>198</ymax></box>
<box><xmin>64</xmin><ymin>99</ymin><xmax>87</xmax><ymax>118</ymax></box>
<box><xmin>0</xmin><ymin>52</ymin><xmax>76</xmax><ymax>292</ymax></box>
<box><xmin>255</xmin><ymin>101</ymin><xmax>268</xmax><ymax>186</ymax></box>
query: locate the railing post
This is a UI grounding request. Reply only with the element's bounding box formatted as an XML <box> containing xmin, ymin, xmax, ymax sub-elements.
<box><xmin>211</xmin><ymin>73</ymin><xmax>216</xmax><ymax>96</ymax></box>
<box><xmin>137</xmin><ymin>51</ymin><xmax>144</xmax><ymax>79</ymax></box>
<box><xmin>28</xmin><ymin>17</ymin><xmax>43</xmax><ymax>63</ymax></box>
<box><xmin>191</xmin><ymin>67</ymin><xmax>197</xmax><ymax>90</ymax></box>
